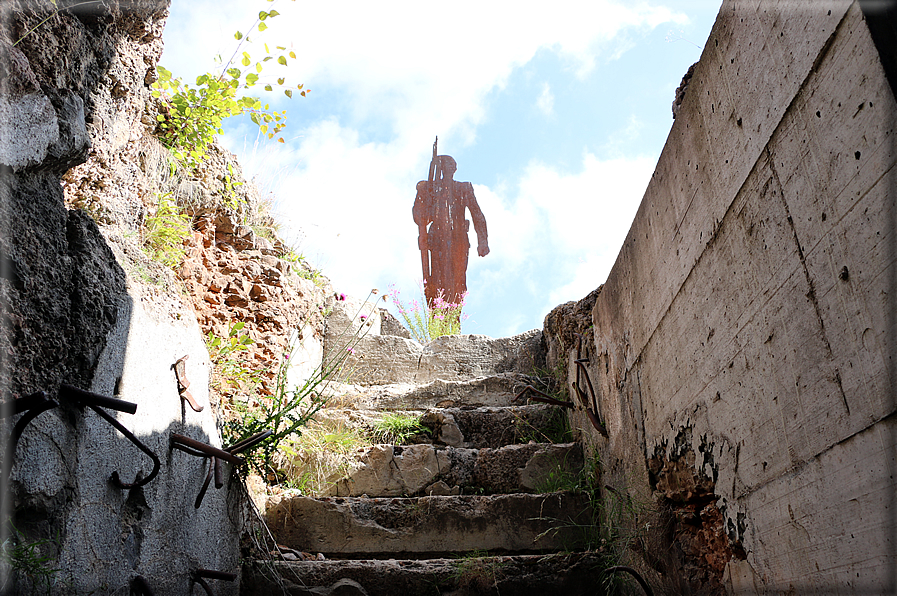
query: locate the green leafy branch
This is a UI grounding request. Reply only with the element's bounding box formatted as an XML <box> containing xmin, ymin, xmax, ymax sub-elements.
<box><xmin>151</xmin><ymin>1</ymin><xmax>307</xmax><ymax>168</ymax></box>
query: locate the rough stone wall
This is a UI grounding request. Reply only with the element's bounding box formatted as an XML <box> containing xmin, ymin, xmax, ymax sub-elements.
<box><xmin>0</xmin><ymin>2</ymin><xmax>247</xmax><ymax>593</ymax></box>
<box><xmin>545</xmin><ymin>1</ymin><xmax>895</xmax><ymax>593</ymax></box>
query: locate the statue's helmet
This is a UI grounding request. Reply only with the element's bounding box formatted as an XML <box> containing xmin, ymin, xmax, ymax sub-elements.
<box><xmin>438</xmin><ymin>155</ymin><xmax>457</xmax><ymax>175</ymax></box>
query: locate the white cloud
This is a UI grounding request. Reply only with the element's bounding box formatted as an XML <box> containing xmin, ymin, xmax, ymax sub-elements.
<box><xmin>163</xmin><ymin>0</ymin><xmax>688</xmax><ymax>335</ymax></box>
<box><xmin>536</xmin><ymin>83</ymin><xmax>555</xmax><ymax>116</ymax></box>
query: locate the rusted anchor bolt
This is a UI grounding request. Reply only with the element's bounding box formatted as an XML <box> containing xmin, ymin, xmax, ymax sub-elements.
<box><xmin>172</xmin><ymin>355</ymin><xmax>203</xmax><ymax>412</ymax></box>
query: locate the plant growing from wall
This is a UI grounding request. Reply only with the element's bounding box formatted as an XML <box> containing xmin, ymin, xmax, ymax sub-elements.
<box><xmin>0</xmin><ymin>525</ymin><xmax>60</xmax><ymax>594</ymax></box>
<box><xmin>220</xmin><ymin>291</ymin><xmax>384</xmax><ymax>478</ymax></box>
<box><xmin>143</xmin><ymin>193</ymin><xmax>190</xmax><ymax>268</ymax></box>
<box><xmin>151</xmin><ymin>1</ymin><xmax>307</xmax><ymax>168</ymax></box>
<box><xmin>387</xmin><ymin>283</ymin><xmax>467</xmax><ymax>344</ymax></box>
<box><xmin>372</xmin><ymin>413</ymin><xmax>426</xmax><ymax>445</ymax></box>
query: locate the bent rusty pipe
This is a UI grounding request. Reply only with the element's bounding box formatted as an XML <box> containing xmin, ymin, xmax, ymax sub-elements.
<box><xmin>573</xmin><ymin>359</ymin><xmax>597</xmax><ymax>409</ymax></box>
<box><xmin>601</xmin><ymin>565</ymin><xmax>653</xmax><ymax>596</ymax></box>
<box><xmin>191</xmin><ymin>569</ymin><xmax>237</xmax><ymax>596</ymax></box>
<box><xmin>88</xmin><ymin>404</ymin><xmax>161</xmax><ymax>489</ymax></box>
<box><xmin>194</xmin><ymin>569</ymin><xmax>237</xmax><ymax>581</ymax></box>
<box><xmin>59</xmin><ymin>384</ymin><xmax>137</xmax><ymax>414</ymax></box>
<box><xmin>194</xmin><ymin>457</ymin><xmax>215</xmax><ymax>510</ymax></box>
<box><xmin>225</xmin><ymin>429</ymin><xmax>273</xmax><ymax>455</ymax></box>
<box><xmin>513</xmin><ymin>385</ymin><xmax>574</xmax><ymax>409</ymax></box>
<box><xmin>3</xmin><ymin>392</ymin><xmax>59</xmax><ymax>486</ymax></box>
<box><xmin>170</xmin><ymin>433</ymin><xmax>242</xmax><ymax>466</ymax></box>
<box><xmin>585</xmin><ymin>408</ymin><xmax>609</xmax><ymax>438</ymax></box>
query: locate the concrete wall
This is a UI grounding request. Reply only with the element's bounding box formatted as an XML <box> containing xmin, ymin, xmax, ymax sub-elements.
<box><xmin>551</xmin><ymin>1</ymin><xmax>895</xmax><ymax>593</ymax></box>
<box><xmin>1</xmin><ymin>2</ymin><xmax>241</xmax><ymax>593</ymax></box>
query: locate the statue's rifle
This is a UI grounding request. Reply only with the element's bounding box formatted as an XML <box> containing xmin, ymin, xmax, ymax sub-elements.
<box><xmin>418</xmin><ymin>136</ymin><xmax>438</xmax><ymax>281</ymax></box>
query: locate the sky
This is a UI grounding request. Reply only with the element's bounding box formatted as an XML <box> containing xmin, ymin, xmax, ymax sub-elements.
<box><xmin>160</xmin><ymin>0</ymin><xmax>721</xmax><ymax>339</ymax></box>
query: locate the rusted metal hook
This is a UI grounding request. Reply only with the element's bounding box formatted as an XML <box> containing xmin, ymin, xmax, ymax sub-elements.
<box><xmin>171</xmin><ymin>433</ymin><xmax>244</xmax><ymax>509</ymax></box>
<box><xmin>173</xmin><ymin>355</ymin><xmax>203</xmax><ymax>412</ymax></box>
<box><xmin>170</xmin><ymin>433</ymin><xmax>243</xmax><ymax>465</ymax></box>
<box><xmin>572</xmin><ymin>336</ymin><xmax>609</xmax><ymax>438</ymax></box>
<box><xmin>513</xmin><ymin>385</ymin><xmax>574</xmax><ymax>409</ymax></box>
<box><xmin>601</xmin><ymin>565</ymin><xmax>653</xmax><ymax>596</ymax></box>
<box><xmin>191</xmin><ymin>569</ymin><xmax>237</xmax><ymax>596</ymax></box>
<box><xmin>58</xmin><ymin>384</ymin><xmax>161</xmax><ymax>488</ymax></box>
<box><xmin>2</xmin><ymin>392</ymin><xmax>60</xmax><ymax>486</ymax></box>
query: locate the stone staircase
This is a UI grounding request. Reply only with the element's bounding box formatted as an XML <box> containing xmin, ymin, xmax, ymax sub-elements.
<box><xmin>241</xmin><ymin>331</ymin><xmax>604</xmax><ymax>596</ymax></box>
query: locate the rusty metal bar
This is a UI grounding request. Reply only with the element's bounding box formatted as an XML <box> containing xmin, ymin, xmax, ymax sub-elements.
<box><xmin>585</xmin><ymin>407</ymin><xmax>609</xmax><ymax>438</ymax></box>
<box><xmin>172</xmin><ymin>355</ymin><xmax>203</xmax><ymax>412</ymax></box>
<box><xmin>513</xmin><ymin>385</ymin><xmax>574</xmax><ymax>409</ymax></box>
<box><xmin>573</xmin><ymin>360</ymin><xmax>597</xmax><ymax>408</ymax></box>
<box><xmin>88</xmin><ymin>404</ymin><xmax>161</xmax><ymax>489</ymax></box>
<box><xmin>191</xmin><ymin>569</ymin><xmax>237</xmax><ymax>596</ymax></box>
<box><xmin>191</xmin><ymin>576</ymin><xmax>214</xmax><ymax>596</ymax></box>
<box><xmin>3</xmin><ymin>392</ymin><xmax>59</xmax><ymax>486</ymax></box>
<box><xmin>213</xmin><ymin>457</ymin><xmax>223</xmax><ymax>489</ymax></box>
<box><xmin>194</xmin><ymin>569</ymin><xmax>237</xmax><ymax>581</ymax></box>
<box><xmin>59</xmin><ymin>384</ymin><xmax>137</xmax><ymax>415</ymax></box>
<box><xmin>225</xmin><ymin>429</ymin><xmax>273</xmax><ymax>455</ymax></box>
<box><xmin>601</xmin><ymin>565</ymin><xmax>653</xmax><ymax>596</ymax></box>
<box><xmin>194</xmin><ymin>457</ymin><xmax>215</xmax><ymax>510</ymax></box>
<box><xmin>170</xmin><ymin>433</ymin><xmax>242</xmax><ymax>465</ymax></box>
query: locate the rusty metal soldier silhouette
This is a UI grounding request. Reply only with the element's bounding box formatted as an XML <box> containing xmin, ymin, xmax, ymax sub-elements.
<box><xmin>413</xmin><ymin>138</ymin><xmax>489</xmax><ymax>309</ymax></box>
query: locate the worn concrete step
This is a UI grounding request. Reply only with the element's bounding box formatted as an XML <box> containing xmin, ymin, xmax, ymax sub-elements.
<box><xmin>327</xmin><ymin>442</ymin><xmax>583</xmax><ymax>498</ymax></box>
<box><xmin>241</xmin><ymin>552</ymin><xmax>605</xmax><ymax>596</ymax></box>
<box><xmin>266</xmin><ymin>492</ymin><xmax>593</xmax><ymax>557</ymax></box>
<box><xmin>322</xmin><ymin>373</ymin><xmax>540</xmax><ymax>412</ymax></box>
<box><xmin>421</xmin><ymin>403</ymin><xmax>573</xmax><ymax>448</ymax></box>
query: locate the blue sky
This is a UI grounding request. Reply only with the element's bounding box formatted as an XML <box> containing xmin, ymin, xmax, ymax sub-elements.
<box><xmin>161</xmin><ymin>1</ymin><xmax>720</xmax><ymax>338</ymax></box>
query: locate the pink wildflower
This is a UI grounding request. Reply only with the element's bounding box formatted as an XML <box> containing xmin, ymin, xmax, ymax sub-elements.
<box><xmin>347</xmin><ymin>347</ymin><xmax>356</xmax><ymax>354</ymax></box>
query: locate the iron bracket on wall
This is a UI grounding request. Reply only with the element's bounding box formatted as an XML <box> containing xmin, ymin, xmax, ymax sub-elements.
<box><xmin>191</xmin><ymin>568</ymin><xmax>237</xmax><ymax>596</ymax></box>
<box><xmin>573</xmin><ymin>334</ymin><xmax>608</xmax><ymax>437</ymax></box>
<box><xmin>3</xmin><ymin>386</ymin><xmax>161</xmax><ymax>489</ymax></box>
<box><xmin>59</xmin><ymin>384</ymin><xmax>161</xmax><ymax>488</ymax></box>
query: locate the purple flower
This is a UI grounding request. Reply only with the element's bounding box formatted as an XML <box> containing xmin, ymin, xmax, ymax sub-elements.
<box><xmin>339</xmin><ymin>293</ymin><xmax>347</xmax><ymax>301</ymax></box>
<box><xmin>360</xmin><ymin>315</ymin><xmax>367</xmax><ymax>321</ymax></box>
<box><xmin>347</xmin><ymin>347</ymin><xmax>356</xmax><ymax>354</ymax></box>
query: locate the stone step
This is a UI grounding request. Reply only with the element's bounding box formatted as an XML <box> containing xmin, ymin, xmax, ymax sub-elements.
<box><xmin>421</xmin><ymin>404</ymin><xmax>572</xmax><ymax>448</ymax></box>
<box><xmin>323</xmin><ymin>373</ymin><xmax>539</xmax><ymax>412</ymax></box>
<box><xmin>326</xmin><ymin>442</ymin><xmax>583</xmax><ymax>498</ymax></box>
<box><xmin>265</xmin><ymin>492</ymin><xmax>593</xmax><ymax>557</ymax></box>
<box><xmin>241</xmin><ymin>552</ymin><xmax>605</xmax><ymax>596</ymax></box>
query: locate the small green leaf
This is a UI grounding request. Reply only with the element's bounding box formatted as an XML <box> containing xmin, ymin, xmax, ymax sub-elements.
<box><xmin>258</xmin><ymin>22</ymin><xmax>268</xmax><ymax>32</ymax></box>
<box><xmin>268</xmin><ymin>9</ymin><xmax>280</xmax><ymax>17</ymax></box>
<box><xmin>246</xmin><ymin>73</ymin><xmax>259</xmax><ymax>85</ymax></box>
<box><xmin>289</xmin><ymin>51</ymin><xmax>296</xmax><ymax>59</ymax></box>
<box><xmin>259</xmin><ymin>10</ymin><xmax>268</xmax><ymax>20</ymax></box>
<box><xmin>277</xmin><ymin>78</ymin><xmax>285</xmax><ymax>85</ymax></box>
<box><xmin>241</xmin><ymin>52</ymin><xmax>251</xmax><ymax>67</ymax></box>
<box><xmin>277</xmin><ymin>56</ymin><xmax>287</xmax><ymax>66</ymax></box>
<box><xmin>284</xmin><ymin>89</ymin><xmax>292</xmax><ymax>98</ymax></box>
<box><xmin>234</xmin><ymin>31</ymin><xmax>243</xmax><ymax>40</ymax></box>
